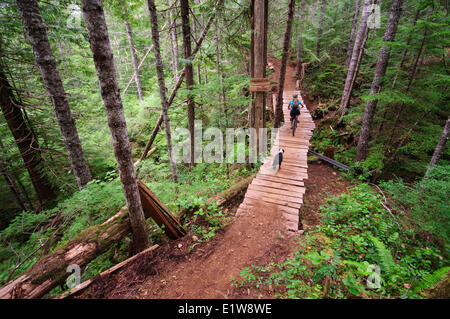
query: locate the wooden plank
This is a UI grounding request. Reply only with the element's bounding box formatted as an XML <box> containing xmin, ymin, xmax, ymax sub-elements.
<box><xmin>251</xmin><ymin>78</ymin><xmax>270</xmax><ymax>83</ymax></box>
<box><xmin>260</xmin><ymin>164</ymin><xmax>308</xmax><ymax>175</ymax></box>
<box><xmin>258</xmin><ymin>169</ymin><xmax>308</xmax><ymax>180</ymax></box>
<box><xmin>282</xmin><ymin>213</ymin><xmax>298</xmax><ymax>224</ymax></box>
<box><xmin>245</xmin><ymin>194</ymin><xmax>302</xmax><ymax>209</ymax></box>
<box><xmin>246</xmin><ymin>188</ymin><xmax>303</xmax><ymax>204</ymax></box>
<box><xmin>256</xmin><ymin>174</ymin><xmax>304</xmax><ymax>187</ymax></box>
<box><xmin>243</xmin><ymin>198</ymin><xmax>300</xmax><ymax>215</ymax></box>
<box><xmin>248</xmin><ymin>183</ymin><xmax>305</xmax><ymax>198</ymax></box>
<box><xmin>251</xmin><ymin>178</ymin><xmax>305</xmax><ymax>192</ymax></box>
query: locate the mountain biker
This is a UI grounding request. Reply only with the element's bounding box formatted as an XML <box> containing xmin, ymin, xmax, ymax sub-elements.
<box><xmin>288</xmin><ymin>94</ymin><xmax>304</xmax><ymax>129</ymax></box>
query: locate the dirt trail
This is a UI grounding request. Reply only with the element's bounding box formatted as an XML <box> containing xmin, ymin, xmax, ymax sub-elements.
<box><xmin>78</xmin><ymin>58</ymin><xmax>349</xmax><ymax>299</ymax></box>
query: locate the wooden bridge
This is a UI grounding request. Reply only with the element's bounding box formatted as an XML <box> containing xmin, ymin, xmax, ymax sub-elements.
<box><xmin>236</xmin><ymin>90</ymin><xmax>315</xmax><ymax>232</ymax></box>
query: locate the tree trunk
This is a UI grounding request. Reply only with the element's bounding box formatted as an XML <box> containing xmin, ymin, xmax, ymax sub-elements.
<box><xmin>428</xmin><ymin>116</ymin><xmax>450</xmax><ymax>170</ymax></box>
<box><xmin>148</xmin><ymin>0</ymin><xmax>178</xmax><ymax>183</ymax></box>
<box><xmin>345</xmin><ymin>0</ymin><xmax>362</xmax><ymax>68</ymax></box>
<box><xmin>249</xmin><ymin>0</ymin><xmax>255</xmax><ymax>127</ymax></box>
<box><xmin>262</xmin><ymin>0</ymin><xmax>268</xmax><ymax>129</ymax></box>
<box><xmin>0</xmin><ymin>65</ymin><xmax>56</xmax><ymax>203</ymax></box>
<box><xmin>215</xmin><ymin>13</ymin><xmax>225</xmax><ymax>127</ymax></box>
<box><xmin>17</xmin><ymin>0</ymin><xmax>92</xmax><ymax>190</ymax></box>
<box><xmin>169</xmin><ymin>6</ymin><xmax>179</xmax><ymax>76</ymax></box>
<box><xmin>274</xmin><ymin>0</ymin><xmax>295</xmax><ymax>128</ymax></box>
<box><xmin>180</xmin><ymin>0</ymin><xmax>195</xmax><ymax>165</ymax></box>
<box><xmin>355</xmin><ymin>0</ymin><xmax>403</xmax><ymax>162</ymax></box>
<box><xmin>0</xmin><ymin>138</ymin><xmax>28</xmax><ymax>211</ymax></box>
<box><xmin>251</xmin><ymin>0</ymin><xmax>266</xmax><ymax>143</ymax></box>
<box><xmin>124</xmin><ymin>14</ymin><xmax>143</xmax><ymax>102</ymax></box>
<box><xmin>81</xmin><ymin>0</ymin><xmax>148</xmax><ymax>254</ymax></box>
<box><xmin>315</xmin><ymin>0</ymin><xmax>327</xmax><ymax>58</ymax></box>
<box><xmin>296</xmin><ymin>0</ymin><xmax>307</xmax><ymax>78</ymax></box>
<box><xmin>340</xmin><ymin>0</ymin><xmax>372</xmax><ymax>115</ymax></box>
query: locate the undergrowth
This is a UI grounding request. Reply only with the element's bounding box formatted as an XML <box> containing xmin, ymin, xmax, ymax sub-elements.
<box><xmin>233</xmin><ymin>171</ymin><xmax>449</xmax><ymax>299</ymax></box>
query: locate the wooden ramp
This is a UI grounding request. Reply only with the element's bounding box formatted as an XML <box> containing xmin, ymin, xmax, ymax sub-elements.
<box><xmin>236</xmin><ymin>91</ymin><xmax>315</xmax><ymax>232</ymax></box>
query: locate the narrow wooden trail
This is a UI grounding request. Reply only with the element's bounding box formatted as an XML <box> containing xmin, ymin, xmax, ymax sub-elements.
<box><xmin>237</xmin><ymin>90</ymin><xmax>315</xmax><ymax>232</ymax></box>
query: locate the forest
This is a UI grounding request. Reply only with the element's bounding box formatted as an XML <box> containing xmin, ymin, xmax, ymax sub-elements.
<box><xmin>0</xmin><ymin>0</ymin><xmax>448</xmax><ymax>300</ymax></box>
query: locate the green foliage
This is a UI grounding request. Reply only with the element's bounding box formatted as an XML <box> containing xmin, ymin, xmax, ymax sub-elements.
<box><xmin>381</xmin><ymin>164</ymin><xmax>450</xmax><ymax>246</ymax></box>
<box><xmin>413</xmin><ymin>266</ymin><xmax>450</xmax><ymax>293</ymax></box>
<box><xmin>235</xmin><ymin>182</ymin><xmax>449</xmax><ymax>298</ymax></box>
<box><xmin>370</xmin><ymin>237</ymin><xmax>397</xmax><ymax>276</ymax></box>
<box><xmin>307</xmin><ymin>63</ymin><xmax>346</xmax><ymax>99</ymax></box>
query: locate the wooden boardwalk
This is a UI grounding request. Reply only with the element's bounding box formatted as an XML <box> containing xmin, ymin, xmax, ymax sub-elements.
<box><xmin>236</xmin><ymin>91</ymin><xmax>315</xmax><ymax>232</ymax></box>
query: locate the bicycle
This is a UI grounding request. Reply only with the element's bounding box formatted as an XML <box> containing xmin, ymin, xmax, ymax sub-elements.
<box><xmin>291</xmin><ymin>116</ymin><xmax>299</xmax><ymax>136</ymax></box>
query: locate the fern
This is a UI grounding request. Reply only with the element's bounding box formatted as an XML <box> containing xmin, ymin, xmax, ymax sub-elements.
<box><xmin>370</xmin><ymin>237</ymin><xmax>396</xmax><ymax>276</ymax></box>
<box><xmin>413</xmin><ymin>267</ymin><xmax>450</xmax><ymax>293</ymax></box>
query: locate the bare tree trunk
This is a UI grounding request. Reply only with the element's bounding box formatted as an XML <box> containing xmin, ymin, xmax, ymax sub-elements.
<box><xmin>124</xmin><ymin>13</ymin><xmax>143</xmax><ymax>102</ymax></box>
<box><xmin>274</xmin><ymin>0</ymin><xmax>295</xmax><ymax>128</ymax></box>
<box><xmin>17</xmin><ymin>0</ymin><xmax>92</xmax><ymax>190</ymax></box>
<box><xmin>252</xmin><ymin>0</ymin><xmax>266</xmax><ymax>141</ymax></box>
<box><xmin>427</xmin><ymin>116</ymin><xmax>450</xmax><ymax>171</ymax></box>
<box><xmin>169</xmin><ymin>5</ymin><xmax>179</xmax><ymax>77</ymax></box>
<box><xmin>148</xmin><ymin>0</ymin><xmax>178</xmax><ymax>183</ymax></box>
<box><xmin>0</xmin><ymin>138</ymin><xmax>28</xmax><ymax>211</ymax></box>
<box><xmin>215</xmin><ymin>15</ymin><xmax>224</xmax><ymax>126</ymax></box>
<box><xmin>345</xmin><ymin>0</ymin><xmax>362</xmax><ymax>68</ymax></box>
<box><xmin>81</xmin><ymin>0</ymin><xmax>148</xmax><ymax>254</ymax></box>
<box><xmin>296</xmin><ymin>0</ymin><xmax>307</xmax><ymax>78</ymax></box>
<box><xmin>180</xmin><ymin>0</ymin><xmax>195</xmax><ymax>165</ymax></box>
<box><xmin>350</xmin><ymin>25</ymin><xmax>369</xmax><ymax>90</ymax></box>
<box><xmin>355</xmin><ymin>0</ymin><xmax>403</xmax><ymax>162</ymax></box>
<box><xmin>315</xmin><ymin>0</ymin><xmax>327</xmax><ymax>58</ymax></box>
<box><xmin>0</xmin><ymin>65</ymin><xmax>56</xmax><ymax>203</ymax></box>
<box><xmin>249</xmin><ymin>0</ymin><xmax>255</xmax><ymax>127</ymax></box>
<box><xmin>263</xmin><ymin>0</ymin><xmax>268</xmax><ymax>128</ymax></box>
<box><xmin>340</xmin><ymin>0</ymin><xmax>372</xmax><ymax>115</ymax></box>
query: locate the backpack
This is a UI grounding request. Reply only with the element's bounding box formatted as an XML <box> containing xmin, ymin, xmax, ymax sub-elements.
<box><xmin>291</xmin><ymin>99</ymin><xmax>300</xmax><ymax>109</ymax></box>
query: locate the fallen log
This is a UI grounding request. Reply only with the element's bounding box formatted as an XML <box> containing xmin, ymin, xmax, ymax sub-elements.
<box><xmin>0</xmin><ymin>207</ymin><xmax>133</xmax><ymax>299</ymax></box>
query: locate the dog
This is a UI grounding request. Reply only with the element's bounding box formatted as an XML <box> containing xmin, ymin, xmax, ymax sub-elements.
<box><xmin>272</xmin><ymin>148</ymin><xmax>285</xmax><ymax>170</ymax></box>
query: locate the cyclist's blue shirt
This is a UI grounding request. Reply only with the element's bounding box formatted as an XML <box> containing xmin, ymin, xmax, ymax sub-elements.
<box><xmin>289</xmin><ymin>99</ymin><xmax>303</xmax><ymax>108</ymax></box>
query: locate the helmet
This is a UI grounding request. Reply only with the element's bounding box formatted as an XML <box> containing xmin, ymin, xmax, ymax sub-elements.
<box><xmin>293</xmin><ymin>94</ymin><xmax>298</xmax><ymax>98</ymax></box>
